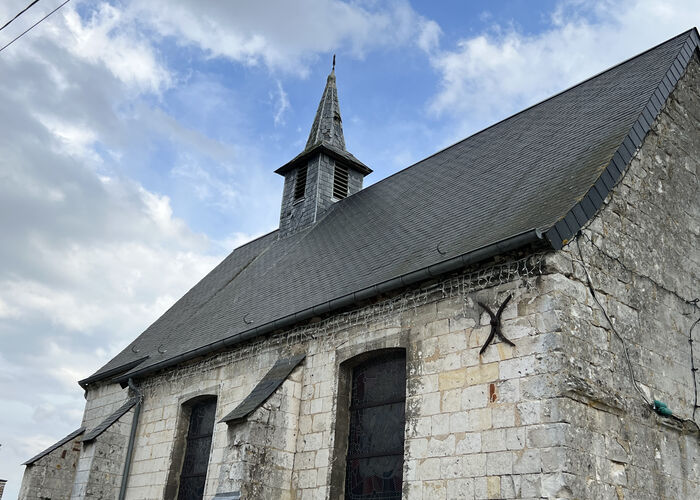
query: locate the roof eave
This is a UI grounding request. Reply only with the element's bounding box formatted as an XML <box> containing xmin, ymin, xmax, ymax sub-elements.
<box><xmin>275</xmin><ymin>142</ymin><xmax>372</xmax><ymax>176</ymax></box>
<box><xmin>110</xmin><ymin>228</ymin><xmax>545</xmax><ymax>386</ymax></box>
<box><xmin>78</xmin><ymin>356</ymin><xmax>149</xmax><ymax>389</ymax></box>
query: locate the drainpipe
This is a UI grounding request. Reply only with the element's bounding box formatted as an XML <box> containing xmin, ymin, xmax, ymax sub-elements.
<box><xmin>119</xmin><ymin>378</ymin><xmax>142</xmax><ymax>500</ymax></box>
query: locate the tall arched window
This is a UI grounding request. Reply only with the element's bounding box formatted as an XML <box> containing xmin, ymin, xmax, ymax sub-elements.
<box><xmin>344</xmin><ymin>351</ymin><xmax>406</xmax><ymax>499</ymax></box>
<box><xmin>175</xmin><ymin>396</ymin><xmax>217</xmax><ymax>500</ymax></box>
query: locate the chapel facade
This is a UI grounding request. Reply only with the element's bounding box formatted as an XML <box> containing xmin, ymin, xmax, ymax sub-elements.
<box><xmin>20</xmin><ymin>29</ymin><xmax>700</xmax><ymax>500</ymax></box>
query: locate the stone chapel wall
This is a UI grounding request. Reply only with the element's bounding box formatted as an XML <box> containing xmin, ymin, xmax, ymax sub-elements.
<box><xmin>71</xmin><ymin>382</ymin><xmax>135</xmax><ymax>499</ymax></box>
<box><xmin>18</xmin><ymin>433</ymin><xmax>82</xmax><ymax>500</ymax></box>
<box><xmin>544</xmin><ymin>53</ymin><xmax>700</xmax><ymax>499</ymax></box>
<box><xmin>88</xmin><ymin>246</ymin><xmax>575</xmax><ymax>500</ymax></box>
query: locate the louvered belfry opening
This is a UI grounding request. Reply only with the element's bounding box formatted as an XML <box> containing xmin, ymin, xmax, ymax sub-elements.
<box><xmin>345</xmin><ymin>352</ymin><xmax>406</xmax><ymax>499</ymax></box>
<box><xmin>294</xmin><ymin>165</ymin><xmax>307</xmax><ymax>200</ymax></box>
<box><xmin>177</xmin><ymin>397</ymin><xmax>217</xmax><ymax>500</ymax></box>
<box><xmin>275</xmin><ymin>63</ymin><xmax>371</xmax><ymax>236</ymax></box>
<box><xmin>333</xmin><ymin>163</ymin><xmax>349</xmax><ymax>199</ymax></box>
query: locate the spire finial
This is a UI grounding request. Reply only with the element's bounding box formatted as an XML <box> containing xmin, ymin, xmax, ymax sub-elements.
<box><xmin>304</xmin><ymin>56</ymin><xmax>345</xmax><ymax>151</ymax></box>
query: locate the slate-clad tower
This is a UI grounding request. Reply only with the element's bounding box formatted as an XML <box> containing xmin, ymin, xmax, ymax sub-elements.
<box><xmin>276</xmin><ymin>64</ymin><xmax>371</xmax><ymax>236</ymax></box>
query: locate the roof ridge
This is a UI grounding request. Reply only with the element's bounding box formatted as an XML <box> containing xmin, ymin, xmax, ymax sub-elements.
<box><xmin>357</xmin><ymin>28</ymin><xmax>698</xmax><ymax>193</ymax></box>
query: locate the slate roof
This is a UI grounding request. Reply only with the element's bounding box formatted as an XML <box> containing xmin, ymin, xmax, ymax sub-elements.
<box><xmin>305</xmin><ymin>67</ymin><xmax>345</xmax><ymax>151</ymax></box>
<box><xmin>23</xmin><ymin>427</ymin><xmax>85</xmax><ymax>465</ymax></box>
<box><xmin>220</xmin><ymin>354</ymin><xmax>306</xmax><ymax>423</ymax></box>
<box><xmin>81</xmin><ymin>397</ymin><xmax>140</xmax><ymax>442</ymax></box>
<box><xmin>81</xmin><ymin>29</ymin><xmax>700</xmax><ymax>387</ymax></box>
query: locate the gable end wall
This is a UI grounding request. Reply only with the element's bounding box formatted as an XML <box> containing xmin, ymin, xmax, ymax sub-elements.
<box><xmin>547</xmin><ymin>52</ymin><xmax>700</xmax><ymax>499</ymax></box>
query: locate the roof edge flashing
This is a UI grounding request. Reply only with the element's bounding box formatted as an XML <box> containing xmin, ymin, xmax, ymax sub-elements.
<box><xmin>78</xmin><ymin>356</ymin><xmax>149</xmax><ymax>389</ymax></box>
<box><xmin>81</xmin><ymin>397</ymin><xmax>140</xmax><ymax>443</ymax></box>
<box><xmin>546</xmin><ymin>30</ymin><xmax>698</xmax><ymax>250</ymax></box>
<box><xmin>220</xmin><ymin>354</ymin><xmax>305</xmax><ymax>424</ymax></box>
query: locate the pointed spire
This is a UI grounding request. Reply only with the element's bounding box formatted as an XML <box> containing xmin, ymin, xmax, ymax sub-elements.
<box><xmin>305</xmin><ymin>56</ymin><xmax>346</xmax><ymax>152</ymax></box>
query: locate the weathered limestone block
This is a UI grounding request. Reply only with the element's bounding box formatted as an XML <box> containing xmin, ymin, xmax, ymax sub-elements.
<box><xmin>552</xmin><ymin>54</ymin><xmax>700</xmax><ymax>499</ymax></box>
<box><xmin>18</xmin><ymin>433</ymin><xmax>83</xmax><ymax>500</ymax></box>
<box><xmin>217</xmin><ymin>366</ymin><xmax>302</xmax><ymax>499</ymax></box>
<box><xmin>72</xmin><ymin>411</ymin><xmax>134</xmax><ymax>500</ymax></box>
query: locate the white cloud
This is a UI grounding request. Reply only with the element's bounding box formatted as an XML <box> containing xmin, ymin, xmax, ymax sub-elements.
<box><xmin>427</xmin><ymin>0</ymin><xmax>700</xmax><ymax>140</ymax></box>
<box><xmin>171</xmin><ymin>156</ymin><xmax>242</xmax><ymax>207</ymax></box>
<box><xmin>60</xmin><ymin>3</ymin><xmax>172</xmax><ymax>92</ymax></box>
<box><xmin>0</xmin><ymin>2</ymin><xmax>224</xmax><ymax>495</ymax></box>
<box><xmin>128</xmin><ymin>0</ymin><xmax>436</xmax><ymax>75</ymax></box>
<box><xmin>417</xmin><ymin>19</ymin><xmax>442</xmax><ymax>54</ymax></box>
<box><xmin>273</xmin><ymin>80</ymin><xmax>291</xmax><ymax>126</ymax></box>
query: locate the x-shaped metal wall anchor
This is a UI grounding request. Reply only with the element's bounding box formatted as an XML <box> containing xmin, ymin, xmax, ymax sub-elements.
<box><xmin>478</xmin><ymin>294</ymin><xmax>515</xmax><ymax>355</ymax></box>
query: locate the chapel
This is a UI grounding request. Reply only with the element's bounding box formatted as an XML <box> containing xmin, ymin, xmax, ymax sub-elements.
<box><xmin>20</xmin><ymin>28</ymin><xmax>700</xmax><ymax>500</ymax></box>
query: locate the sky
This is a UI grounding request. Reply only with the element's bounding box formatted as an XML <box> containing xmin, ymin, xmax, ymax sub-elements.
<box><xmin>0</xmin><ymin>0</ymin><xmax>698</xmax><ymax>496</ymax></box>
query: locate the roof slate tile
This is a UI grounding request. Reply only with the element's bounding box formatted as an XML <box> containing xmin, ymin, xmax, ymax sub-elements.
<box><xmin>84</xmin><ymin>29</ymin><xmax>698</xmax><ymax>385</ymax></box>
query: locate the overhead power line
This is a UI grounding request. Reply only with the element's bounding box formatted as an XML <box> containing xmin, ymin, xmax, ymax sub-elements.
<box><xmin>0</xmin><ymin>0</ymin><xmax>70</xmax><ymax>55</ymax></box>
<box><xmin>0</xmin><ymin>0</ymin><xmax>42</xmax><ymax>33</ymax></box>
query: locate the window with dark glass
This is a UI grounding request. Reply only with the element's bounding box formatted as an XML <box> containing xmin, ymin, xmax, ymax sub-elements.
<box><xmin>333</xmin><ymin>164</ymin><xmax>349</xmax><ymax>199</ymax></box>
<box><xmin>177</xmin><ymin>397</ymin><xmax>217</xmax><ymax>500</ymax></box>
<box><xmin>294</xmin><ymin>165</ymin><xmax>307</xmax><ymax>200</ymax></box>
<box><xmin>345</xmin><ymin>352</ymin><xmax>406</xmax><ymax>499</ymax></box>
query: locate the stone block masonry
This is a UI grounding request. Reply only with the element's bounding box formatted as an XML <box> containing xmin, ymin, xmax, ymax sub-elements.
<box><xmin>545</xmin><ymin>52</ymin><xmax>700</xmax><ymax>500</ymax></box>
<box><xmin>18</xmin><ymin>433</ymin><xmax>83</xmax><ymax>500</ymax></box>
<box><xmin>63</xmin><ymin>247</ymin><xmax>582</xmax><ymax>500</ymax></box>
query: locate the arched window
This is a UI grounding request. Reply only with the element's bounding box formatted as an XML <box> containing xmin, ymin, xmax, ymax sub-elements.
<box><xmin>344</xmin><ymin>351</ymin><xmax>406</xmax><ymax>499</ymax></box>
<box><xmin>172</xmin><ymin>396</ymin><xmax>217</xmax><ymax>500</ymax></box>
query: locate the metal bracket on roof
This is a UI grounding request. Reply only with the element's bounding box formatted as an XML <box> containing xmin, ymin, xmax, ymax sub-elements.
<box><xmin>478</xmin><ymin>294</ymin><xmax>515</xmax><ymax>355</ymax></box>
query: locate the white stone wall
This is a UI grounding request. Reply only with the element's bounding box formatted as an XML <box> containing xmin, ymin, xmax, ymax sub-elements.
<box><xmin>401</xmin><ymin>288</ymin><xmax>567</xmax><ymax>500</ymax></box>
<box><xmin>545</xmin><ymin>54</ymin><xmax>700</xmax><ymax>499</ymax></box>
<box><xmin>69</xmin><ymin>382</ymin><xmax>134</xmax><ymax>500</ymax></box>
<box><xmin>71</xmin><ymin>251</ymin><xmax>560</xmax><ymax>500</ymax></box>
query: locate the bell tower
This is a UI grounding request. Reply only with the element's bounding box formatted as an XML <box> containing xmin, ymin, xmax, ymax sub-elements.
<box><xmin>276</xmin><ymin>58</ymin><xmax>371</xmax><ymax>237</ymax></box>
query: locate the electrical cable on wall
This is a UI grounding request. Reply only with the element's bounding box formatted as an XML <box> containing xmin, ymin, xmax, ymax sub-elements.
<box><xmin>575</xmin><ymin>232</ymin><xmax>700</xmax><ymax>433</ymax></box>
<box><xmin>574</xmin><ymin>234</ymin><xmax>651</xmax><ymax>406</ymax></box>
<box><xmin>690</xmin><ymin>313</ymin><xmax>700</xmax><ymax>421</ymax></box>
